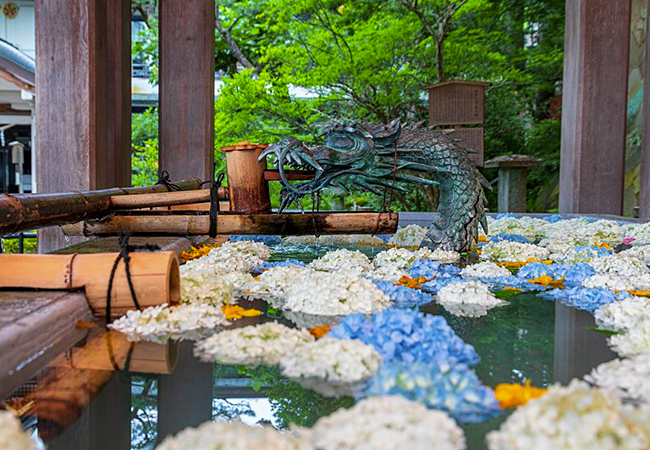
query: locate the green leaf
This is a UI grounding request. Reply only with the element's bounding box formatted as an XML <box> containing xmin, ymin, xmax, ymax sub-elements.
<box><xmin>586</xmin><ymin>327</ymin><xmax>622</xmax><ymax>336</ymax></box>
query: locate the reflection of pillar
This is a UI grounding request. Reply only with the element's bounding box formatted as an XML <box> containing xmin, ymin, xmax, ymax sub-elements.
<box><xmin>44</xmin><ymin>373</ymin><xmax>131</xmax><ymax>450</ymax></box>
<box><xmin>553</xmin><ymin>303</ymin><xmax>617</xmax><ymax>384</ymax></box>
<box><xmin>157</xmin><ymin>342</ymin><xmax>213</xmax><ymax>443</ymax></box>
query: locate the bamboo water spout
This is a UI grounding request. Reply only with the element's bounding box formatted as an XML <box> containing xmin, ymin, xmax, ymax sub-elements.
<box><xmin>61</xmin><ymin>211</ymin><xmax>399</xmax><ymax>236</ymax></box>
<box><xmin>0</xmin><ymin>178</ymin><xmax>202</xmax><ymax>236</ymax></box>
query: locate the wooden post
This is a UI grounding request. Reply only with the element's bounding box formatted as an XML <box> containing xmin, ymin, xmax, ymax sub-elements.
<box><xmin>223</xmin><ymin>142</ymin><xmax>271</xmax><ymax>213</ymax></box>
<box><xmin>159</xmin><ymin>0</ymin><xmax>215</xmax><ymax>182</ymax></box>
<box><xmin>35</xmin><ymin>0</ymin><xmax>131</xmax><ymax>252</ymax></box>
<box><xmin>106</xmin><ymin>0</ymin><xmax>132</xmax><ymax>188</ymax></box>
<box><xmin>639</xmin><ymin>0</ymin><xmax>650</xmax><ymax>218</ymax></box>
<box><xmin>559</xmin><ymin>0</ymin><xmax>632</xmax><ymax>214</ymax></box>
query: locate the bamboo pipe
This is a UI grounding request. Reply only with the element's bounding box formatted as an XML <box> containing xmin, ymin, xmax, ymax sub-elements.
<box><xmin>0</xmin><ymin>252</ymin><xmax>180</xmax><ymax>317</ymax></box>
<box><xmin>109</xmin><ymin>188</ymin><xmax>228</xmax><ymax>209</ymax></box>
<box><xmin>0</xmin><ymin>177</ymin><xmax>202</xmax><ymax>236</ymax></box>
<box><xmin>61</xmin><ymin>212</ymin><xmax>399</xmax><ymax>236</ymax></box>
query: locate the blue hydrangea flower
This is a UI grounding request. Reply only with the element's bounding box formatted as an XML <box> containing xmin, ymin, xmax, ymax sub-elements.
<box><xmin>372</xmin><ymin>281</ymin><xmax>434</xmax><ymax>308</ymax></box>
<box><xmin>409</xmin><ymin>260</ymin><xmax>462</xmax><ymax>277</ymax></box>
<box><xmin>362</xmin><ymin>361</ymin><xmax>502</xmax><ymax>423</ymax></box>
<box><xmin>496</xmin><ymin>213</ymin><xmax>518</xmax><ymax>219</ymax></box>
<box><xmin>420</xmin><ymin>275</ymin><xmax>464</xmax><ymax>293</ymax></box>
<box><xmin>541</xmin><ymin>287</ymin><xmax>631</xmax><ymax>312</ymax></box>
<box><xmin>329</xmin><ymin>308</ymin><xmax>479</xmax><ymax>366</ymax></box>
<box><xmin>543</xmin><ymin>214</ymin><xmax>565</xmax><ymax>223</ymax></box>
<box><xmin>228</xmin><ymin>235</ymin><xmax>282</xmax><ymax>245</ymax></box>
<box><xmin>482</xmin><ymin>276</ymin><xmax>545</xmax><ymax>292</ymax></box>
<box><xmin>517</xmin><ymin>261</ymin><xmax>595</xmax><ymax>288</ymax></box>
<box><xmin>490</xmin><ymin>233</ymin><xmax>531</xmax><ymax>244</ymax></box>
<box><xmin>408</xmin><ymin>260</ymin><xmax>441</xmax><ymax>279</ymax></box>
<box><xmin>255</xmin><ymin>259</ymin><xmax>306</xmax><ymax>271</ymax></box>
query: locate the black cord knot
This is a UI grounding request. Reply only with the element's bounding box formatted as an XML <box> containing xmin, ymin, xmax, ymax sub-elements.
<box><xmin>200</xmin><ymin>173</ymin><xmax>226</xmax><ymax>238</ymax></box>
<box><xmin>156</xmin><ymin>170</ymin><xmax>181</xmax><ymax>192</ymax></box>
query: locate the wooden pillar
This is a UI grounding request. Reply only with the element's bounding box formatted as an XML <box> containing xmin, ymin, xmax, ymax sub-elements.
<box><xmin>559</xmin><ymin>0</ymin><xmax>632</xmax><ymax>215</ymax></box>
<box><xmin>106</xmin><ymin>0</ymin><xmax>132</xmax><ymax>188</ymax></box>
<box><xmin>157</xmin><ymin>341</ymin><xmax>213</xmax><ymax>443</ymax></box>
<box><xmin>159</xmin><ymin>0</ymin><xmax>215</xmax><ymax>182</ymax></box>
<box><xmin>35</xmin><ymin>0</ymin><xmax>132</xmax><ymax>252</ymax></box>
<box><xmin>639</xmin><ymin>0</ymin><xmax>650</xmax><ymax>218</ymax></box>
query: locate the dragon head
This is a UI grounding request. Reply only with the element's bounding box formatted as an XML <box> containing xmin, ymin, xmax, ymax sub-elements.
<box><xmin>259</xmin><ymin>118</ymin><xmax>435</xmax><ymax>210</ymax></box>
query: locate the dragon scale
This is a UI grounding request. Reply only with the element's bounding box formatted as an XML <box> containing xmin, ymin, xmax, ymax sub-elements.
<box><xmin>260</xmin><ymin>120</ymin><xmax>490</xmax><ymax>252</ymax></box>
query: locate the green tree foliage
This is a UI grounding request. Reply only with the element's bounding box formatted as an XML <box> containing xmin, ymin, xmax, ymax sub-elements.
<box><xmin>131</xmin><ymin>0</ymin><xmax>565</xmax><ymax>210</ymax></box>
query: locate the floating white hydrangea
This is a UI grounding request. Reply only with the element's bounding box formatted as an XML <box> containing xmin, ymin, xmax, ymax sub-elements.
<box><xmin>282</xmin><ymin>271</ymin><xmax>391</xmax><ymax>315</ymax></box>
<box><xmin>219</xmin><ymin>270</ymin><xmax>256</xmax><ymax>294</ymax></box>
<box><xmin>582</xmin><ymin>274</ymin><xmax>638</xmax><ymax>292</ymax></box>
<box><xmin>429</xmin><ymin>248</ymin><xmax>462</xmax><ymax>264</ymax></box>
<box><xmin>460</xmin><ymin>262</ymin><xmax>511</xmax><ymax>278</ymax></box>
<box><xmin>365</xmin><ymin>264</ymin><xmax>410</xmax><ymax>282</ymax></box>
<box><xmin>590</xmin><ymin>254</ymin><xmax>650</xmax><ymax>277</ymax></box>
<box><xmin>487</xmin><ymin>216</ymin><xmax>546</xmax><ymax>240</ymax></box>
<box><xmin>373</xmin><ymin>247</ymin><xmax>424</xmax><ymax>270</ymax></box>
<box><xmin>0</xmin><ymin>411</ymin><xmax>35</xmax><ymax>450</ymax></box>
<box><xmin>625</xmin><ymin>222</ymin><xmax>650</xmax><ymax>246</ymax></box>
<box><xmin>486</xmin><ymin>379</ymin><xmax>650</xmax><ymax>450</ymax></box>
<box><xmin>193</xmin><ymin>322</ymin><xmax>313</xmax><ymax>366</ymax></box>
<box><xmin>595</xmin><ymin>296</ymin><xmax>650</xmax><ymax>331</ymax></box>
<box><xmin>108</xmin><ymin>304</ymin><xmax>229</xmax><ymax>343</ymax></box>
<box><xmin>309</xmin><ymin>249</ymin><xmax>373</xmax><ymax>274</ymax></box>
<box><xmin>155</xmin><ymin>420</ymin><xmax>301</xmax><ymax>450</ymax></box>
<box><xmin>180</xmin><ymin>267</ymin><xmax>235</xmax><ymax>306</ymax></box>
<box><xmin>621</xmin><ymin>245</ymin><xmax>650</xmax><ymax>265</ymax></box>
<box><xmin>280</xmin><ymin>337</ymin><xmax>382</xmax><ymax>397</ymax></box>
<box><xmin>187</xmin><ymin>240</ymin><xmax>272</xmax><ymax>273</ymax></box>
<box><xmin>437</xmin><ymin>281</ymin><xmax>506</xmax><ymax>317</ymax></box>
<box><xmin>609</xmin><ymin>316</ymin><xmax>650</xmax><ymax>357</ymax></box>
<box><xmin>301</xmin><ymin>396</ymin><xmax>466</xmax><ymax>450</ymax></box>
<box><xmin>586</xmin><ymin>354</ymin><xmax>650</xmax><ymax>404</ymax></box>
<box><xmin>246</xmin><ymin>266</ymin><xmax>312</xmax><ymax>304</ymax></box>
<box><xmin>388</xmin><ymin>224</ymin><xmax>428</xmax><ymax>247</ymax></box>
<box><xmin>480</xmin><ymin>241</ymin><xmax>550</xmax><ymax>263</ymax></box>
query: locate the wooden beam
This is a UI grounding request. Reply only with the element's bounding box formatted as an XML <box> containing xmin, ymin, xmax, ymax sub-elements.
<box><xmin>639</xmin><ymin>0</ymin><xmax>650</xmax><ymax>218</ymax></box>
<box><xmin>106</xmin><ymin>0</ymin><xmax>132</xmax><ymax>188</ymax></box>
<box><xmin>159</xmin><ymin>0</ymin><xmax>215</xmax><ymax>182</ymax></box>
<box><xmin>559</xmin><ymin>0</ymin><xmax>632</xmax><ymax>214</ymax></box>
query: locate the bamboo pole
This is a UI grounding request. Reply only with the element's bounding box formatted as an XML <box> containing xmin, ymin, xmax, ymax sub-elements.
<box><xmin>0</xmin><ymin>252</ymin><xmax>180</xmax><ymax>317</ymax></box>
<box><xmin>0</xmin><ymin>178</ymin><xmax>202</xmax><ymax>236</ymax></box>
<box><xmin>109</xmin><ymin>188</ymin><xmax>228</xmax><ymax>209</ymax></box>
<box><xmin>62</xmin><ymin>212</ymin><xmax>399</xmax><ymax>236</ymax></box>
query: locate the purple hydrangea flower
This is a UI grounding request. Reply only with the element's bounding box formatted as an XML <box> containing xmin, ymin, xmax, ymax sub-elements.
<box><xmin>517</xmin><ymin>261</ymin><xmax>595</xmax><ymax>288</ymax></box>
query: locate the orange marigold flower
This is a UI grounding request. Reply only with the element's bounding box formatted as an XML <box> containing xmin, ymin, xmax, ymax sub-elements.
<box><xmin>594</xmin><ymin>242</ymin><xmax>612</xmax><ymax>251</ymax></box>
<box><xmin>504</xmin><ymin>286</ymin><xmax>523</xmax><ymax>292</ymax></box>
<box><xmin>494</xmin><ymin>380</ymin><xmax>547</xmax><ymax>409</ymax></box>
<box><xmin>309</xmin><ymin>325</ymin><xmax>332</xmax><ymax>338</ymax></box>
<box><xmin>628</xmin><ymin>290</ymin><xmax>650</xmax><ymax>297</ymax></box>
<box><xmin>180</xmin><ymin>244</ymin><xmax>220</xmax><ymax>263</ymax></box>
<box><xmin>526</xmin><ymin>274</ymin><xmax>565</xmax><ymax>289</ymax></box>
<box><xmin>395</xmin><ymin>275</ymin><xmax>431</xmax><ymax>289</ymax></box>
<box><xmin>221</xmin><ymin>304</ymin><xmax>262</xmax><ymax>320</ymax></box>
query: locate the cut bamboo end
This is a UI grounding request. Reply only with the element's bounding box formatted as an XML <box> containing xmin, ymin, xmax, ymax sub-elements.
<box><xmin>0</xmin><ymin>252</ymin><xmax>180</xmax><ymax>317</ymax></box>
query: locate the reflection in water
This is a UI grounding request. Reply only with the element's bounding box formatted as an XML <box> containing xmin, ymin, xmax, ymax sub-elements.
<box><xmin>0</xmin><ymin>244</ymin><xmax>626</xmax><ymax>450</ymax></box>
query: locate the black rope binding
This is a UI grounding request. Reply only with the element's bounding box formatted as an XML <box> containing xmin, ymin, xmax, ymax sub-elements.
<box><xmin>105</xmin><ymin>232</ymin><xmax>160</xmax><ymax>323</ymax></box>
<box><xmin>156</xmin><ymin>170</ymin><xmax>181</xmax><ymax>192</ymax></box>
<box><xmin>201</xmin><ymin>173</ymin><xmax>226</xmax><ymax>238</ymax></box>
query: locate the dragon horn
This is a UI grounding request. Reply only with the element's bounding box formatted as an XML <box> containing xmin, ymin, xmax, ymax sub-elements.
<box><xmin>258</xmin><ymin>146</ymin><xmax>277</xmax><ymax>161</ymax></box>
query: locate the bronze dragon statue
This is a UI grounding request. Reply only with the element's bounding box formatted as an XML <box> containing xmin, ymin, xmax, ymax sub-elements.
<box><xmin>259</xmin><ymin>119</ymin><xmax>490</xmax><ymax>252</ymax></box>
